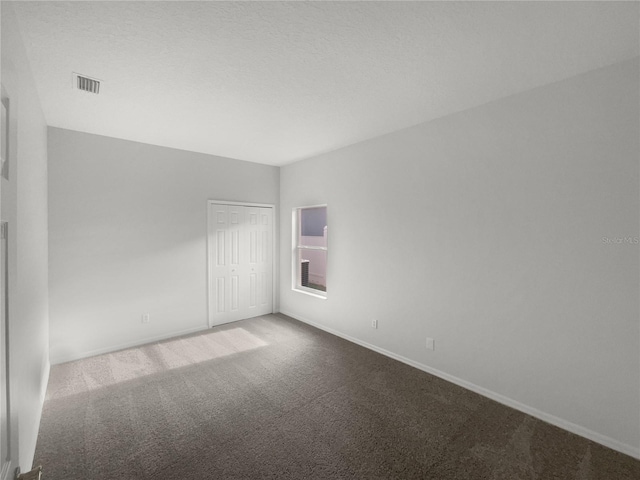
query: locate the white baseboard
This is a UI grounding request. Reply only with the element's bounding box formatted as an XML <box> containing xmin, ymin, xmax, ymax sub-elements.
<box><xmin>50</xmin><ymin>324</ymin><xmax>210</xmax><ymax>365</ymax></box>
<box><xmin>280</xmin><ymin>310</ymin><xmax>640</xmax><ymax>460</ymax></box>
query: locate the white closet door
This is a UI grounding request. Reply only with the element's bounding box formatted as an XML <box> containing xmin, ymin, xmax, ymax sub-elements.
<box><xmin>210</xmin><ymin>204</ymin><xmax>230</xmax><ymax>324</ymax></box>
<box><xmin>226</xmin><ymin>204</ymin><xmax>244</xmax><ymax>322</ymax></box>
<box><xmin>245</xmin><ymin>206</ymin><xmax>273</xmax><ymax>318</ymax></box>
<box><xmin>209</xmin><ymin>203</ymin><xmax>273</xmax><ymax>326</ymax></box>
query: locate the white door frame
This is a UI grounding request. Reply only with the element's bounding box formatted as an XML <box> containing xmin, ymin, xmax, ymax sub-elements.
<box><xmin>0</xmin><ymin>82</ymin><xmax>16</xmax><ymax>480</ymax></box>
<box><xmin>0</xmin><ymin>223</ymin><xmax>10</xmax><ymax>480</ymax></box>
<box><xmin>207</xmin><ymin>200</ymin><xmax>276</xmax><ymax>328</ymax></box>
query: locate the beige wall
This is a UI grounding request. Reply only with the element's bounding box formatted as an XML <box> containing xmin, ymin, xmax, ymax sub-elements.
<box><xmin>280</xmin><ymin>58</ymin><xmax>640</xmax><ymax>456</ymax></box>
<box><xmin>1</xmin><ymin>2</ymin><xmax>50</xmax><ymax>472</ymax></box>
<box><xmin>48</xmin><ymin>128</ymin><xmax>279</xmax><ymax>364</ymax></box>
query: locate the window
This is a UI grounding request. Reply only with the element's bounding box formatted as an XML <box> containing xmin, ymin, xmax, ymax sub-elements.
<box><xmin>293</xmin><ymin>205</ymin><xmax>327</xmax><ymax>297</ymax></box>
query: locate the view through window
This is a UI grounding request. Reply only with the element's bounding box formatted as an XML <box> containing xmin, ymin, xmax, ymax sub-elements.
<box><xmin>294</xmin><ymin>206</ymin><xmax>327</xmax><ymax>295</ymax></box>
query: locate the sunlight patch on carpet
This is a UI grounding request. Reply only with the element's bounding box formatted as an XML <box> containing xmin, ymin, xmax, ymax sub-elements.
<box><xmin>47</xmin><ymin>327</ymin><xmax>268</xmax><ymax>399</ymax></box>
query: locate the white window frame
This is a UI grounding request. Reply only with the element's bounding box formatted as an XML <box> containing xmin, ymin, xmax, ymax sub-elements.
<box><xmin>292</xmin><ymin>204</ymin><xmax>327</xmax><ymax>299</ymax></box>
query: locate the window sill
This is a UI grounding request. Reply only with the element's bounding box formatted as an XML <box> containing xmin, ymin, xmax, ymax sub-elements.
<box><xmin>292</xmin><ymin>287</ymin><xmax>327</xmax><ymax>300</ymax></box>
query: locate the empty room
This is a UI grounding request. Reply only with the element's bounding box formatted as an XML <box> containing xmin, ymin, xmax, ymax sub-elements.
<box><xmin>1</xmin><ymin>1</ymin><xmax>639</xmax><ymax>479</ymax></box>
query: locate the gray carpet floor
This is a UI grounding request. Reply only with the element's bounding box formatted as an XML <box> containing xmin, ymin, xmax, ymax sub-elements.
<box><xmin>35</xmin><ymin>314</ymin><xmax>639</xmax><ymax>479</ymax></box>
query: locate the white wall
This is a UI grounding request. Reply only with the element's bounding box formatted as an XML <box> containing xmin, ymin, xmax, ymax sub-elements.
<box><xmin>1</xmin><ymin>2</ymin><xmax>50</xmax><ymax>472</ymax></box>
<box><xmin>48</xmin><ymin>128</ymin><xmax>279</xmax><ymax>363</ymax></box>
<box><xmin>280</xmin><ymin>58</ymin><xmax>640</xmax><ymax>457</ymax></box>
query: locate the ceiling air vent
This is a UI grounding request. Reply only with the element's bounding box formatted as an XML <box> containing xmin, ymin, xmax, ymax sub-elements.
<box><xmin>73</xmin><ymin>73</ymin><xmax>100</xmax><ymax>94</ymax></box>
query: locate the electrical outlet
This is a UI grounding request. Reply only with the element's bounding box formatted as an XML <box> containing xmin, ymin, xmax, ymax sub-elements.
<box><xmin>371</xmin><ymin>319</ymin><xmax>378</xmax><ymax>329</ymax></box>
<box><xmin>142</xmin><ymin>313</ymin><xmax>150</xmax><ymax>324</ymax></box>
<box><xmin>426</xmin><ymin>337</ymin><xmax>435</xmax><ymax>351</ymax></box>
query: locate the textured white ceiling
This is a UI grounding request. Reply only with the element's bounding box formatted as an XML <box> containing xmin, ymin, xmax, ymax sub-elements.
<box><xmin>12</xmin><ymin>1</ymin><xmax>640</xmax><ymax>166</ymax></box>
